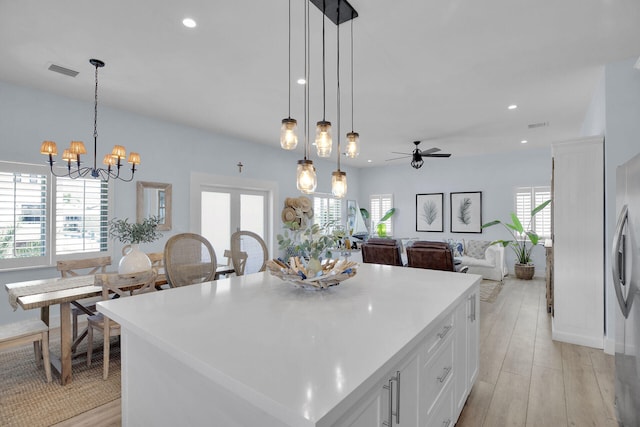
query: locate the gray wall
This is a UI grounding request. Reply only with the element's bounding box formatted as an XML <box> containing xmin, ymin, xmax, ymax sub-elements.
<box><xmin>0</xmin><ymin>80</ymin><xmax>360</xmax><ymax>324</ymax></box>
<box><xmin>358</xmin><ymin>147</ymin><xmax>552</xmax><ymax>274</ymax></box>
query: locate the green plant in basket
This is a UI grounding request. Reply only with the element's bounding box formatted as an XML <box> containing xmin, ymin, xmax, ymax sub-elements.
<box><xmin>277</xmin><ymin>222</ymin><xmax>339</xmax><ymax>261</ymax></box>
<box><xmin>481</xmin><ymin>199</ymin><xmax>551</xmax><ymax>265</ymax></box>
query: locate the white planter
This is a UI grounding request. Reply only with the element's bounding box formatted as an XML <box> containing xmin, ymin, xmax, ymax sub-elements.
<box><xmin>119</xmin><ymin>244</ymin><xmax>152</xmax><ymax>274</ymax></box>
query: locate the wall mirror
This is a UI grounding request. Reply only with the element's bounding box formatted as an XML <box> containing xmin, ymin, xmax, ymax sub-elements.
<box><xmin>136</xmin><ymin>181</ymin><xmax>172</xmax><ymax>231</ymax></box>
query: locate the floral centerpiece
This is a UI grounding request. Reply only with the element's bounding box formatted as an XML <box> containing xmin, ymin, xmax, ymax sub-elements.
<box><xmin>108</xmin><ymin>216</ymin><xmax>162</xmax><ymax>274</ymax></box>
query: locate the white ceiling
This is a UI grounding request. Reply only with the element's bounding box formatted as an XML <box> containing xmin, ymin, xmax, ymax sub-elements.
<box><xmin>1</xmin><ymin>0</ymin><xmax>639</xmax><ymax>168</ymax></box>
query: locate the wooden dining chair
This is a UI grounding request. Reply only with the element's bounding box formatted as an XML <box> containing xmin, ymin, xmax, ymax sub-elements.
<box><xmin>164</xmin><ymin>233</ymin><xmax>217</xmax><ymax>287</ymax></box>
<box><xmin>230</xmin><ymin>231</ymin><xmax>268</xmax><ymax>276</ymax></box>
<box><xmin>0</xmin><ymin>318</ymin><xmax>52</xmax><ymax>383</ymax></box>
<box><xmin>86</xmin><ymin>269</ymin><xmax>158</xmax><ymax>380</ymax></box>
<box><xmin>56</xmin><ymin>256</ymin><xmax>112</xmax><ymax>344</ymax></box>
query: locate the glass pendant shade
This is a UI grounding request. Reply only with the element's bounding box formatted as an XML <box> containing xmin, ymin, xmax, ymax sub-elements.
<box><xmin>345</xmin><ymin>132</ymin><xmax>359</xmax><ymax>158</ymax></box>
<box><xmin>315</xmin><ymin>121</ymin><xmax>332</xmax><ymax>157</ymax></box>
<box><xmin>296</xmin><ymin>159</ymin><xmax>317</xmax><ymax>194</ymax></box>
<box><xmin>280</xmin><ymin>118</ymin><xmax>298</xmax><ymax>150</ymax></box>
<box><xmin>331</xmin><ymin>170</ymin><xmax>347</xmax><ymax>198</ymax></box>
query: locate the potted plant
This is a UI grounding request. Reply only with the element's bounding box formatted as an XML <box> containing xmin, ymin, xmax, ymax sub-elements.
<box><xmin>359</xmin><ymin>207</ymin><xmax>396</xmax><ymax>238</ymax></box>
<box><xmin>109</xmin><ymin>216</ymin><xmax>162</xmax><ymax>274</ymax></box>
<box><xmin>481</xmin><ymin>199</ymin><xmax>551</xmax><ymax>280</ymax></box>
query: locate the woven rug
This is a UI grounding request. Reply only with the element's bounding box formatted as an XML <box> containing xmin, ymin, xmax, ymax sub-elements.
<box><xmin>0</xmin><ymin>334</ymin><xmax>121</xmax><ymax>427</ymax></box>
<box><xmin>480</xmin><ymin>279</ymin><xmax>504</xmax><ymax>303</ymax></box>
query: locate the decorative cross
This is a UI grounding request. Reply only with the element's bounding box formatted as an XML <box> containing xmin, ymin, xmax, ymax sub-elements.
<box><xmin>237</xmin><ymin>162</ymin><xmax>243</xmax><ymax>173</ymax></box>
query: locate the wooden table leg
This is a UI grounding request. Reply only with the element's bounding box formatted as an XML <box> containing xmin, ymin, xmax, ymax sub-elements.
<box><xmin>59</xmin><ymin>302</ymin><xmax>72</xmax><ymax>385</ymax></box>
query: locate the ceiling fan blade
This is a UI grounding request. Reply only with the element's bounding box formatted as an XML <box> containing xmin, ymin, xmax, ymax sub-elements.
<box><xmin>390</xmin><ymin>151</ymin><xmax>412</xmax><ymax>155</ymax></box>
<box><xmin>420</xmin><ymin>147</ymin><xmax>441</xmax><ymax>155</ymax></box>
<box><xmin>385</xmin><ymin>155</ymin><xmax>411</xmax><ymax>161</ymax></box>
<box><xmin>423</xmin><ymin>153</ymin><xmax>451</xmax><ymax>158</ymax></box>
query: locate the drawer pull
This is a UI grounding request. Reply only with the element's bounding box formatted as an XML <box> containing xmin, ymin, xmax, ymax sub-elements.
<box><xmin>442</xmin><ymin>419</ymin><xmax>452</xmax><ymax>427</ymax></box>
<box><xmin>437</xmin><ymin>325</ymin><xmax>452</xmax><ymax>339</ymax></box>
<box><xmin>437</xmin><ymin>366</ymin><xmax>452</xmax><ymax>383</ymax></box>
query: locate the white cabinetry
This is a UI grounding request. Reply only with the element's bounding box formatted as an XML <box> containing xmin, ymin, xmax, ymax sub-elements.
<box><xmin>341</xmin><ymin>290</ymin><xmax>477</xmax><ymax>427</ymax></box>
<box><xmin>454</xmin><ymin>291</ymin><xmax>479</xmax><ymax>418</ymax></box>
<box><xmin>552</xmin><ymin>136</ymin><xmax>604</xmax><ymax>348</ymax></box>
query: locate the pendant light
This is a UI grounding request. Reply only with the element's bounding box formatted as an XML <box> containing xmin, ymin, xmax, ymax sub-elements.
<box><xmin>297</xmin><ymin>0</ymin><xmax>317</xmax><ymax>194</ymax></box>
<box><xmin>315</xmin><ymin>0</ymin><xmax>332</xmax><ymax>158</ymax></box>
<box><xmin>280</xmin><ymin>0</ymin><xmax>298</xmax><ymax>150</ymax></box>
<box><xmin>40</xmin><ymin>59</ymin><xmax>140</xmax><ymax>182</ymax></box>
<box><xmin>345</xmin><ymin>18</ymin><xmax>360</xmax><ymax>159</ymax></box>
<box><xmin>332</xmin><ymin>9</ymin><xmax>347</xmax><ymax>198</ymax></box>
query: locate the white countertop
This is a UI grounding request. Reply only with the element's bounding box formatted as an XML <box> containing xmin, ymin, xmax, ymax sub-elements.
<box><xmin>98</xmin><ymin>264</ymin><xmax>480</xmax><ymax>426</ymax></box>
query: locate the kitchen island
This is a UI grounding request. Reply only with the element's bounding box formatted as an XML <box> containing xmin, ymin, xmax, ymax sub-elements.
<box><xmin>98</xmin><ymin>264</ymin><xmax>480</xmax><ymax>426</ymax></box>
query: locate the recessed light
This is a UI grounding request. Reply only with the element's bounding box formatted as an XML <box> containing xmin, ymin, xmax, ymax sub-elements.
<box><xmin>182</xmin><ymin>18</ymin><xmax>197</xmax><ymax>28</ymax></box>
<box><xmin>297</xmin><ymin>78</ymin><xmax>306</xmax><ymax>85</ymax></box>
<box><xmin>521</xmin><ymin>140</ymin><xmax>528</xmax><ymax>144</ymax></box>
<box><xmin>367</xmin><ymin>159</ymin><xmax>372</xmax><ymax>163</ymax></box>
<box><xmin>508</xmin><ymin>104</ymin><xmax>518</xmax><ymax>110</ymax></box>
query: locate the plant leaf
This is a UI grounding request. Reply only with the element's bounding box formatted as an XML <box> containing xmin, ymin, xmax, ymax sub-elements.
<box><xmin>422</xmin><ymin>201</ymin><xmax>438</xmax><ymax>225</ymax></box>
<box><xmin>457</xmin><ymin>198</ymin><xmax>472</xmax><ymax>225</ymax></box>
<box><xmin>482</xmin><ymin>220</ymin><xmax>501</xmax><ymax>228</ymax></box>
<box><xmin>379</xmin><ymin>207</ymin><xmax>396</xmax><ymax>222</ymax></box>
<box><xmin>509</xmin><ymin>213</ymin><xmax>524</xmax><ymax>233</ymax></box>
<box><xmin>526</xmin><ymin>231</ymin><xmax>540</xmax><ymax>245</ymax></box>
<box><xmin>360</xmin><ymin>208</ymin><xmax>370</xmax><ymax>219</ymax></box>
<box><xmin>531</xmin><ymin>199</ymin><xmax>551</xmax><ymax>216</ymax></box>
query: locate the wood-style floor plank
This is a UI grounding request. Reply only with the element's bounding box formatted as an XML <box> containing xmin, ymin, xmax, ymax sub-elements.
<box><xmin>458</xmin><ymin>277</ymin><xmax>617</xmax><ymax>427</ymax></box>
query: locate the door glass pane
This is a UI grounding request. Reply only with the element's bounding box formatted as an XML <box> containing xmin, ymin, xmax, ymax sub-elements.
<box><xmin>240</xmin><ymin>194</ymin><xmax>264</xmax><ymax>238</ymax></box>
<box><xmin>201</xmin><ymin>191</ymin><xmax>230</xmax><ymax>264</ymax></box>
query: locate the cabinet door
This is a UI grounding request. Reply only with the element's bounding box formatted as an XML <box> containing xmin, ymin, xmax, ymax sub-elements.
<box><xmin>467</xmin><ymin>292</ymin><xmax>479</xmax><ymax>388</ymax></box>
<box><xmin>344</xmin><ymin>387</ymin><xmax>384</xmax><ymax>427</ymax></box>
<box><xmin>454</xmin><ymin>297</ymin><xmax>469</xmax><ymax>415</ymax></box>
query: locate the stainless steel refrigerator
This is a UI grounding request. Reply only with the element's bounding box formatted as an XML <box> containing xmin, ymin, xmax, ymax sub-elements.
<box><xmin>613</xmin><ymin>152</ymin><xmax>640</xmax><ymax>427</ymax></box>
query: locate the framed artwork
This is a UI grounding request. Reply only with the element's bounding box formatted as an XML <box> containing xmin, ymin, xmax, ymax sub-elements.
<box><xmin>450</xmin><ymin>191</ymin><xmax>482</xmax><ymax>233</ymax></box>
<box><xmin>416</xmin><ymin>193</ymin><xmax>444</xmax><ymax>232</ymax></box>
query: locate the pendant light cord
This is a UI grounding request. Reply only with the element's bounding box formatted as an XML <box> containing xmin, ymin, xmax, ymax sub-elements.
<box><xmin>304</xmin><ymin>0</ymin><xmax>309</xmax><ymax>159</ymax></box>
<box><xmin>350</xmin><ymin>18</ymin><xmax>354</xmax><ymax>132</ymax></box>
<box><xmin>287</xmin><ymin>0</ymin><xmax>292</xmax><ymax>119</ymax></box>
<box><xmin>93</xmin><ymin>62</ymin><xmax>99</xmax><ymax>171</ymax></box>
<box><xmin>336</xmin><ymin>12</ymin><xmax>341</xmax><ymax>171</ymax></box>
<box><xmin>322</xmin><ymin>0</ymin><xmax>326</xmax><ymax>120</ymax></box>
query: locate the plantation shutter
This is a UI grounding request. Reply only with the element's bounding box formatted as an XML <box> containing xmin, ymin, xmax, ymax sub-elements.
<box><xmin>55</xmin><ymin>177</ymin><xmax>109</xmax><ymax>255</ymax></box>
<box><xmin>370</xmin><ymin>194</ymin><xmax>393</xmax><ymax>236</ymax></box>
<box><xmin>313</xmin><ymin>195</ymin><xmax>342</xmax><ymax>227</ymax></box>
<box><xmin>515</xmin><ymin>186</ymin><xmax>551</xmax><ymax>239</ymax></box>
<box><xmin>0</xmin><ymin>170</ymin><xmax>48</xmax><ymax>262</ymax></box>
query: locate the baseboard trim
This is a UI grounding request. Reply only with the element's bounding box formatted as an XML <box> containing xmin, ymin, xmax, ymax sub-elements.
<box><xmin>551</xmin><ymin>322</ymin><xmax>604</xmax><ymax>349</ymax></box>
<box><xmin>603</xmin><ymin>336</ymin><xmax>615</xmax><ymax>355</ymax></box>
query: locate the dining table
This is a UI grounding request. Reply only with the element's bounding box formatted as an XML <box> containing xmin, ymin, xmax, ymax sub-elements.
<box><xmin>4</xmin><ymin>265</ymin><xmax>233</xmax><ymax>385</ymax></box>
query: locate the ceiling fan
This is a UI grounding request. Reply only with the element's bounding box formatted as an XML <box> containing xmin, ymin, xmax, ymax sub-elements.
<box><xmin>386</xmin><ymin>141</ymin><xmax>451</xmax><ymax>169</ymax></box>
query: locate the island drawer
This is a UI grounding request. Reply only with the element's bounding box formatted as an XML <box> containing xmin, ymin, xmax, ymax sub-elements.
<box><xmin>422</xmin><ymin>379</ymin><xmax>454</xmax><ymax>427</ymax></box>
<box><xmin>420</xmin><ymin>331</ymin><xmax>454</xmax><ymax>420</ymax></box>
<box><xmin>422</xmin><ymin>312</ymin><xmax>454</xmax><ymax>363</ymax></box>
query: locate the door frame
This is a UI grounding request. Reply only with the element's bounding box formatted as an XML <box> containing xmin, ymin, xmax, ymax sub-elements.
<box><xmin>190</xmin><ymin>172</ymin><xmax>278</xmax><ymax>259</ymax></box>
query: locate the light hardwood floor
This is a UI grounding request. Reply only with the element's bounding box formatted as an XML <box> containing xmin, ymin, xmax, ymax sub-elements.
<box><xmin>54</xmin><ymin>277</ymin><xmax>616</xmax><ymax>426</ymax></box>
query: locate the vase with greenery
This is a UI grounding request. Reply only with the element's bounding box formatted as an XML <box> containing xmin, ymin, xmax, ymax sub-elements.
<box><xmin>481</xmin><ymin>199</ymin><xmax>551</xmax><ymax>280</ymax></box>
<box><xmin>277</xmin><ymin>222</ymin><xmax>339</xmax><ymax>275</ymax></box>
<box><xmin>109</xmin><ymin>216</ymin><xmax>162</xmax><ymax>274</ymax></box>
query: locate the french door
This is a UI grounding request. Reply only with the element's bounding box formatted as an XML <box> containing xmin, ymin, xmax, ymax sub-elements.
<box><xmin>200</xmin><ymin>187</ymin><xmax>267</xmax><ymax>263</ymax></box>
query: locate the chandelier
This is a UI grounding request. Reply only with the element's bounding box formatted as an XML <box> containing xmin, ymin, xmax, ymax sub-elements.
<box><xmin>40</xmin><ymin>58</ymin><xmax>140</xmax><ymax>182</ymax></box>
<box><xmin>284</xmin><ymin>0</ymin><xmax>358</xmax><ymax>196</ymax></box>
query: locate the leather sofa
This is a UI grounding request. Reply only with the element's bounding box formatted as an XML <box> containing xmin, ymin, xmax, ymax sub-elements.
<box><xmin>361</xmin><ymin>238</ymin><xmax>403</xmax><ymax>266</ymax></box>
<box><xmin>406</xmin><ymin>241</ymin><xmax>455</xmax><ymax>271</ymax></box>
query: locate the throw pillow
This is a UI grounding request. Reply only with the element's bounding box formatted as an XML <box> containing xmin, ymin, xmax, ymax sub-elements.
<box><xmin>446</xmin><ymin>239</ymin><xmax>464</xmax><ymax>258</ymax></box>
<box><xmin>465</xmin><ymin>240</ymin><xmax>490</xmax><ymax>259</ymax></box>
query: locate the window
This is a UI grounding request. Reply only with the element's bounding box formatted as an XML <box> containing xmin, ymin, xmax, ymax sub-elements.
<box><xmin>370</xmin><ymin>194</ymin><xmax>394</xmax><ymax>236</ymax></box>
<box><xmin>313</xmin><ymin>195</ymin><xmax>342</xmax><ymax>228</ymax></box>
<box><xmin>515</xmin><ymin>186</ymin><xmax>551</xmax><ymax>240</ymax></box>
<box><xmin>55</xmin><ymin>177</ymin><xmax>109</xmax><ymax>255</ymax></box>
<box><xmin>0</xmin><ymin>162</ymin><xmax>110</xmax><ymax>270</ymax></box>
